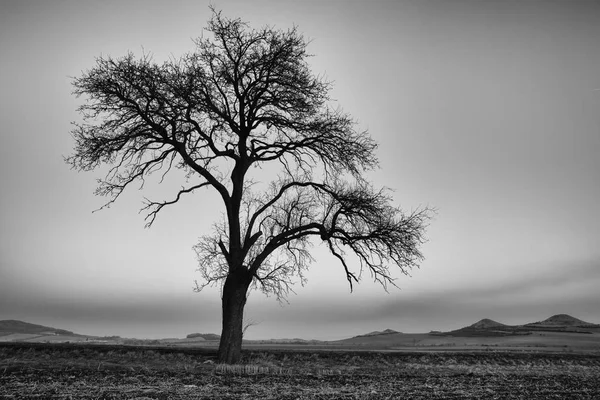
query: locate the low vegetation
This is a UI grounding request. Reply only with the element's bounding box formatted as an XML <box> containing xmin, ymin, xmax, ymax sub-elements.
<box><xmin>1</xmin><ymin>343</ymin><xmax>599</xmax><ymax>399</ymax></box>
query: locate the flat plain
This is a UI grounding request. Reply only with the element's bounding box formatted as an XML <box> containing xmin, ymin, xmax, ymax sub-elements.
<box><xmin>1</xmin><ymin>342</ymin><xmax>600</xmax><ymax>399</ymax></box>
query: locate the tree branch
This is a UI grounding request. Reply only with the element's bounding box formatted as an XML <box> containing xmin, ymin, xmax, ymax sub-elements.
<box><xmin>141</xmin><ymin>181</ymin><xmax>212</xmax><ymax>227</ymax></box>
<box><xmin>69</xmin><ymin>9</ymin><xmax>432</xmax><ymax>305</ymax></box>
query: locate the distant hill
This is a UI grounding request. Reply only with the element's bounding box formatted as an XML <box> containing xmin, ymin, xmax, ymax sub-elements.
<box><xmin>444</xmin><ymin>318</ymin><xmax>520</xmax><ymax>337</ymax></box>
<box><xmin>468</xmin><ymin>319</ymin><xmax>508</xmax><ymax>329</ymax></box>
<box><xmin>0</xmin><ymin>320</ymin><xmax>74</xmax><ymax>336</ymax></box>
<box><xmin>334</xmin><ymin>329</ymin><xmax>407</xmax><ymax>346</ymax></box>
<box><xmin>5</xmin><ymin>314</ymin><xmax>599</xmax><ymax>345</ymax></box>
<box><xmin>525</xmin><ymin>314</ymin><xmax>598</xmax><ymax>328</ymax></box>
<box><xmin>336</xmin><ymin>314</ymin><xmax>600</xmax><ymax>343</ymax></box>
<box><xmin>186</xmin><ymin>333</ymin><xmax>220</xmax><ymax>341</ymax></box>
<box><xmin>356</xmin><ymin>329</ymin><xmax>400</xmax><ymax>337</ymax></box>
<box><xmin>442</xmin><ymin>314</ymin><xmax>600</xmax><ymax>337</ymax></box>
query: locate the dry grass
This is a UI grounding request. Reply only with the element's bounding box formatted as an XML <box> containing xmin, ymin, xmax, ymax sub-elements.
<box><xmin>1</xmin><ymin>343</ymin><xmax>599</xmax><ymax>399</ymax></box>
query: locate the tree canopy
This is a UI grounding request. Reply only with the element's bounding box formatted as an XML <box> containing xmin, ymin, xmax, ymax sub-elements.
<box><xmin>67</xmin><ymin>9</ymin><xmax>431</xmax><ymax>363</ymax></box>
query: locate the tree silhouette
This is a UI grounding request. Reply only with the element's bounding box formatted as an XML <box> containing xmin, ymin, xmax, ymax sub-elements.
<box><xmin>67</xmin><ymin>9</ymin><xmax>431</xmax><ymax>364</ymax></box>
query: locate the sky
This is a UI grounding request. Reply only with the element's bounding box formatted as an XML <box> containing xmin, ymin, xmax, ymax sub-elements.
<box><xmin>1</xmin><ymin>0</ymin><xmax>599</xmax><ymax>340</ymax></box>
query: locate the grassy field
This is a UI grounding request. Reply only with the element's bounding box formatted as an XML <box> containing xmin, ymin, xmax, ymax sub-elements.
<box><xmin>1</xmin><ymin>343</ymin><xmax>600</xmax><ymax>399</ymax></box>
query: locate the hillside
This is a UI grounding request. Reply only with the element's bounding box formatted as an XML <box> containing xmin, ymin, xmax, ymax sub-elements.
<box><xmin>525</xmin><ymin>314</ymin><xmax>598</xmax><ymax>327</ymax></box>
<box><xmin>0</xmin><ymin>320</ymin><xmax>74</xmax><ymax>336</ymax></box>
<box><xmin>442</xmin><ymin>314</ymin><xmax>600</xmax><ymax>337</ymax></box>
<box><xmin>334</xmin><ymin>329</ymin><xmax>411</xmax><ymax>346</ymax></box>
<box><xmin>444</xmin><ymin>318</ymin><xmax>520</xmax><ymax>337</ymax></box>
<box><xmin>468</xmin><ymin>319</ymin><xmax>508</xmax><ymax>329</ymax></box>
<box><xmin>356</xmin><ymin>329</ymin><xmax>400</xmax><ymax>337</ymax></box>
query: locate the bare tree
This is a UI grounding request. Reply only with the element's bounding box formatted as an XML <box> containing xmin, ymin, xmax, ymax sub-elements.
<box><xmin>67</xmin><ymin>9</ymin><xmax>431</xmax><ymax>364</ymax></box>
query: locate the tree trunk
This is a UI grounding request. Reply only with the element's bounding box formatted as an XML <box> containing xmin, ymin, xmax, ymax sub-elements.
<box><xmin>217</xmin><ymin>269</ymin><xmax>251</xmax><ymax>364</ymax></box>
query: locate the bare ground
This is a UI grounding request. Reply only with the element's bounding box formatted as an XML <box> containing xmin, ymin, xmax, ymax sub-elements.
<box><xmin>1</xmin><ymin>343</ymin><xmax>599</xmax><ymax>399</ymax></box>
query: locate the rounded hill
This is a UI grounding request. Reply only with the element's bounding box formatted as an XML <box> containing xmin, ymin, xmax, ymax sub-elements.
<box><xmin>468</xmin><ymin>319</ymin><xmax>508</xmax><ymax>329</ymax></box>
<box><xmin>529</xmin><ymin>314</ymin><xmax>595</xmax><ymax>327</ymax></box>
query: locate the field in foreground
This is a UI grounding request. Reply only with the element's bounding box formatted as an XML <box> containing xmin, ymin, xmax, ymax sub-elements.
<box><xmin>1</xmin><ymin>343</ymin><xmax>600</xmax><ymax>399</ymax></box>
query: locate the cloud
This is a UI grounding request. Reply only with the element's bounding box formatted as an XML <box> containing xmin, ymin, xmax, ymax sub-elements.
<box><xmin>372</xmin><ymin>256</ymin><xmax>600</xmax><ymax>327</ymax></box>
<box><xmin>0</xmin><ymin>288</ymin><xmax>222</xmax><ymax>338</ymax></box>
<box><xmin>455</xmin><ymin>257</ymin><xmax>600</xmax><ymax>301</ymax></box>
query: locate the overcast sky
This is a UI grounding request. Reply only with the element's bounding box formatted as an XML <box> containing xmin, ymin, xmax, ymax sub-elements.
<box><xmin>1</xmin><ymin>0</ymin><xmax>599</xmax><ymax>340</ymax></box>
